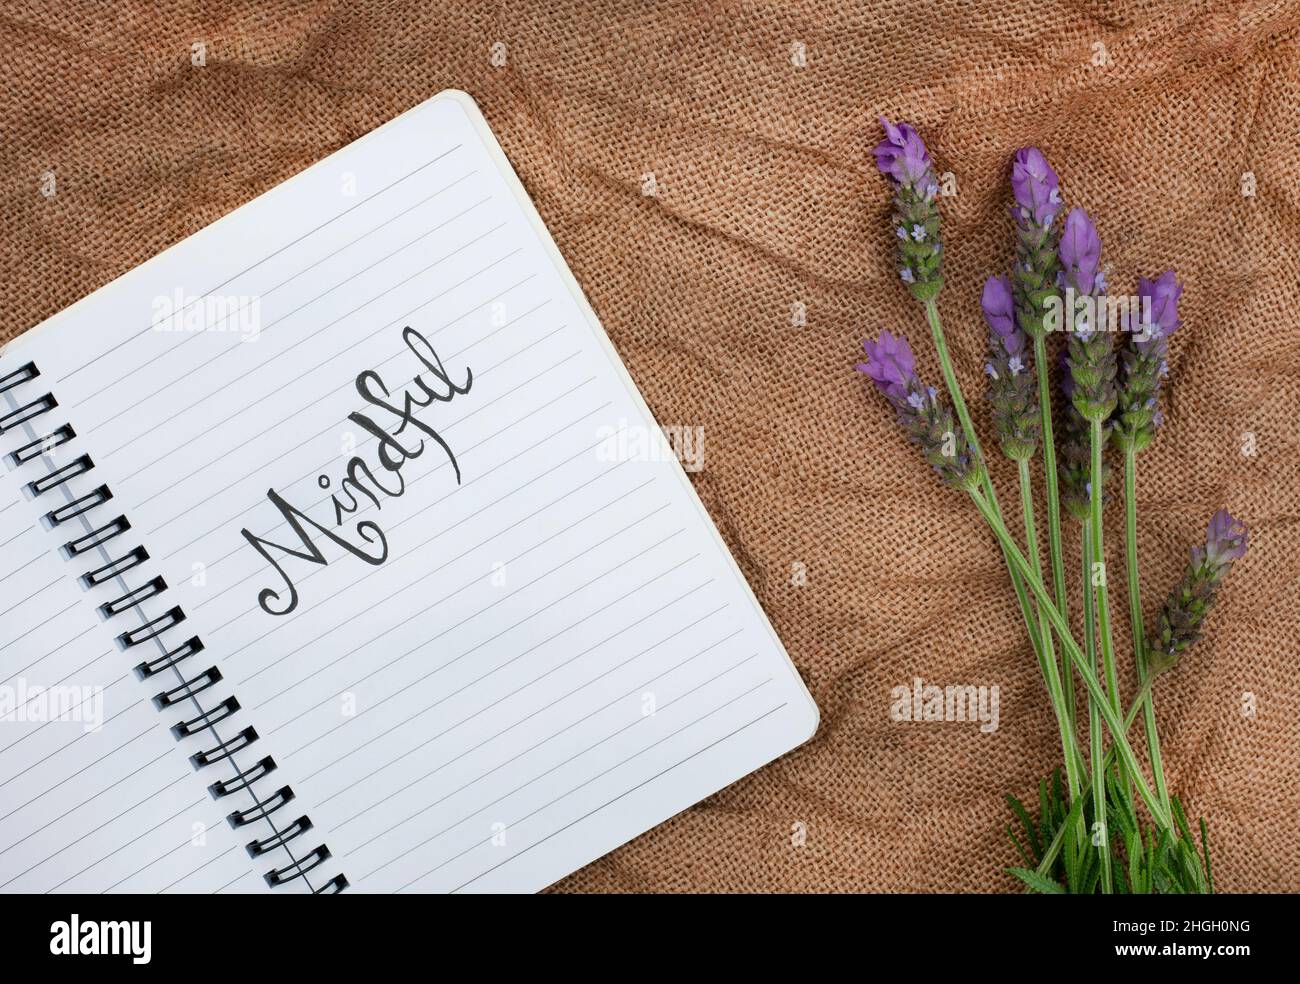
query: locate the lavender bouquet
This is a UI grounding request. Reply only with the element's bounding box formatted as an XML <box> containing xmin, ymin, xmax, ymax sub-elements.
<box><xmin>861</xmin><ymin>121</ymin><xmax>1247</xmax><ymax>893</ymax></box>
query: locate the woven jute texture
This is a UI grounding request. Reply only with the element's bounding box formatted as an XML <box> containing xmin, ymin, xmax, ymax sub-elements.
<box><xmin>1</xmin><ymin>1</ymin><xmax>1297</xmax><ymax>892</ymax></box>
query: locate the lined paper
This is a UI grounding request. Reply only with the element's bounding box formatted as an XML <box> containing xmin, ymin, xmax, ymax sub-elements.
<box><xmin>0</xmin><ymin>465</ymin><xmax>263</xmax><ymax>894</ymax></box>
<box><xmin>0</xmin><ymin>91</ymin><xmax>816</xmax><ymax>892</ymax></box>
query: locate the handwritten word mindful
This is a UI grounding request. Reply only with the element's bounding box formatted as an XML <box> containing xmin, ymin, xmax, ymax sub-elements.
<box><xmin>242</xmin><ymin>326</ymin><xmax>472</xmax><ymax>616</ymax></box>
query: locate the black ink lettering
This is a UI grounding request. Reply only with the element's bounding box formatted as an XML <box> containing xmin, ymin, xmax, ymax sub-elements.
<box><xmin>354</xmin><ymin>370</ymin><xmax>462</xmax><ymax>483</ymax></box>
<box><xmin>242</xmin><ymin>323</ymin><xmax>471</xmax><ymax>616</ymax></box>
<box><xmin>242</xmin><ymin>488</ymin><xmax>388</xmax><ymax>616</ymax></box>
<box><xmin>404</xmin><ymin>326</ymin><xmax>473</xmax><ymax>401</ymax></box>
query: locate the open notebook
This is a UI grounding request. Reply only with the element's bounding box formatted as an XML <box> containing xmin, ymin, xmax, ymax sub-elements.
<box><xmin>0</xmin><ymin>90</ymin><xmax>817</xmax><ymax>894</ymax></box>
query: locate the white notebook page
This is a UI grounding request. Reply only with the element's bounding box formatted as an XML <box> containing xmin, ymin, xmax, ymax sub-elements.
<box><xmin>1</xmin><ymin>90</ymin><xmax>817</xmax><ymax>893</ymax></box>
<box><xmin>0</xmin><ymin>465</ymin><xmax>265</xmax><ymax>894</ymax></box>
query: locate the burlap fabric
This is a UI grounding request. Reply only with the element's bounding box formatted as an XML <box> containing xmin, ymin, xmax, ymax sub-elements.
<box><xmin>1</xmin><ymin>1</ymin><xmax>1297</xmax><ymax>893</ymax></box>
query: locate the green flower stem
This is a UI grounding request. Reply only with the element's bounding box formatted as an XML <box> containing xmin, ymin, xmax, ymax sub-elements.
<box><xmin>1125</xmin><ymin>443</ymin><xmax>1171</xmax><ymax>816</ymax></box>
<box><xmin>1034</xmin><ymin>333</ymin><xmax>1075</xmax><ymax>729</ymax></box>
<box><xmin>1082</xmin><ymin>523</ymin><xmax>1112</xmax><ymax>892</ymax></box>
<box><xmin>1088</xmin><ymin>420</ymin><xmax>1122</xmax><ymax>719</ymax></box>
<box><xmin>922</xmin><ymin>299</ymin><xmax>1043</xmax><ymax>660</ymax></box>
<box><xmin>1018</xmin><ymin>460</ymin><xmax>1086</xmax><ymax>798</ymax></box>
<box><xmin>1090</xmin><ymin>419</ymin><xmax>1134</xmax><ymax>815</ymax></box>
<box><xmin>1033</xmin><ymin>680</ymin><xmax>1155</xmax><ymax>879</ymax></box>
<box><xmin>967</xmin><ymin>488</ymin><xmax>1175</xmax><ymax>835</ymax></box>
<box><xmin>924</xmin><ymin>297</ymin><xmax>1087</xmax><ymax>839</ymax></box>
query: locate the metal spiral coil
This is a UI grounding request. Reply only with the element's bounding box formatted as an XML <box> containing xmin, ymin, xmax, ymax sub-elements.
<box><xmin>0</xmin><ymin>358</ymin><xmax>344</xmax><ymax>892</ymax></box>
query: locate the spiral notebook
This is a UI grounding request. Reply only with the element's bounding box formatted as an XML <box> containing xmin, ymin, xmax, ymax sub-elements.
<box><xmin>0</xmin><ymin>90</ymin><xmax>817</xmax><ymax>893</ymax></box>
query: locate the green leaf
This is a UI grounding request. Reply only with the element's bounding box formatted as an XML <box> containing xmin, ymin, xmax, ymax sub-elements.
<box><xmin>1171</xmin><ymin>796</ymin><xmax>1194</xmax><ymax>841</ymax></box>
<box><xmin>1126</xmin><ymin>829</ymin><xmax>1143</xmax><ymax>893</ymax></box>
<box><xmin>1081</xmin><ymin>853</ymin><xmax>1101</xmax><ymax>895</ymax></box>
<box><xmin>1006</xmin><ymin>825</ymin><xmax>1035</xmax><ymax>869</ymax></box>
<box><xmin>1037</xmin><ymin>779</ymin><xmax>1052</xmax><ymax>847</ymax></box>
<box><xmin>1006</xmin><ymin>794</ymin><xmax>1042</xmax><ymax>860</ymax></box>
<box><xmin>1142</xmin><ymin>830</ymin><xmax>1156</xmax><ymax>894</ymax></box>
<box><xmin>1200</xmin><ymin>818</ymin><xmax>1214</xmax><ymax>894</ymax></box>
<box><xmin>1060</xmin><ymin>792</ymin><xmax>1087</xmax><ymax>889</ymax></box>
<box><xmin>1114</xmin><ymin>860</ymin><xmax>1130</xmax><ymax>894</ymax></box>
<box><xmin>1106</xmin><ymin>769</ymin><xmax>1138</xmax><ymax>839</ymax></box>
<box><xmin>1007</xmin><ymin>866</ymin><xmax>1066</xmax><ymax>894</ymax></box>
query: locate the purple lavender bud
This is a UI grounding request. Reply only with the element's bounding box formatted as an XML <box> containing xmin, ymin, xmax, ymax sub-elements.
<box><xmin>1148</xmin><ymin>509</ymin><xmax>1249</xmax><ymax>674</ymax></box>
<box><xmin>856</xmin><ymin>329</ymin><xmax>917</xmax><ymax>406</ymax></box>
<box><xmin>981</xmin><ymin>274</ymin><xmax>1016</xmax><ymax>338</ymax></box>
<box><xmin>1118</xmin><ymin>270</ymin><xmax>1184</xmax><ymax>451</ymax></box>
<box><xmin>875</xmin><ymin>118</ymin><xmax>943</xmax><ymax>301</ymax></box>
<box><xmin>983</xmin><ymin>275</ymin><xmax>1028</xmax><ymax>362</ymax></box>
<box><xmin>1058</xmin><ymin>208</ymin><xmax>1101</xmax><ymax>296</ymax></box>
<box><xmin>874</xmin><ymin>118</ymin><xmax>934</xmax><ymax>192</ymax></box>
<box><xmin>1061</xmin><ymin>207</ymin><xmax>1116</xmax><ymax>423</ymax></box>
<box><xmin>1135</xmin><ymin>270</ymin><xmax>1183</xmax><ymax>348</ymax></box>
<box><xmin>1010</xmin><ymin>148</ymin><xmax>1063</xmax><ymax>340</ymax></box>
<box><xmin>1198</xmin><ymin>509</ymin><xmax>1249</xmax><ymax>569</ymax></box>
<box><xmin>856</xmin><ymin>331</ymin><xmax>981</xmax><ymax>489</ymax></box>
<box><xmin>982</xmin><ymin>275</ymin><xmax>1038</xmax><ymax>460</ymax></box>
<box><xmin>1011</xmin><ymin>148</ymin><xmax>1062</xmax><ymax>228</ymax></box>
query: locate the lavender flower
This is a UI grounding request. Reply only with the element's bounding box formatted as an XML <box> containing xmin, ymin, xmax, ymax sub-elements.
<box><xmin>1056</xmin><ymin>349</ymin><xmax>1102</xmax><ymax>521</ymax></box>
<box><xmin>981</xmin><ymin>273</ymin><xmax>1017</xmax><ymax>338</ymax></box>
<box><xmin>856</xmin><ymin>328</ymin><xmax>916</xmax><ymax>403</ymax></box>
<box><xmin>1011</xmin><ymin>147</ymin><xmax>1063</xmax><ymax>229</ymax></box>
<box><xmin>1009</xmin><ymin>148</ymin><xmax>1063</xmax><ymax>340</ymax></box>
<box><xmin>1147</xmin><ymin>509</ymin><xmax>1248</xmax><ymax>675</ymax></box>
<box><xmin>1137</xmin><ymin>270</ymin><xmax>1184</xmax><ymax>342</ymax></box>
<box><xmin>1117</xmin><ymin>271</ymin><xmax>1183</xmax><ymax>452</ymax></box>
<box><xmin>874</xmin><ymin>118</ymin><xmax>943</xmax><ymax>302</ymax></box>
<box><xmin>857</xmin><ymin>330</ymin><xmax>981</xmax><ymax>489</ymax></box>
<box><xmin>1061</xmin><ymin>208</ymin><xmax>1117</xmax><ymax>424</ymax></box>
<box><xmin>1059</xmin><ymin>207</ymin><xmax>1102</xmax><ymax>297</ymax></box>
<box><xmin>874</xmin><ymin>120</ymin><xmax>935</xmax><ymax>191</ymax></box>
<box><xmin>1197</xmin><ymin>509</ymin><xmax>1250</xmax><ymax>568</ymax></box>
<box><xmin>982</xmin><ymin>274</ymin><xmax>1039</xmax><ymax>460</ymax></box>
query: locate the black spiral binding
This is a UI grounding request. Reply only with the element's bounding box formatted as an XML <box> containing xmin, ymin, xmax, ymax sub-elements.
<box><xmin>0</xmin><ymin>360</ymin><xmax>348</xmax><ymax>894</ymax></box>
